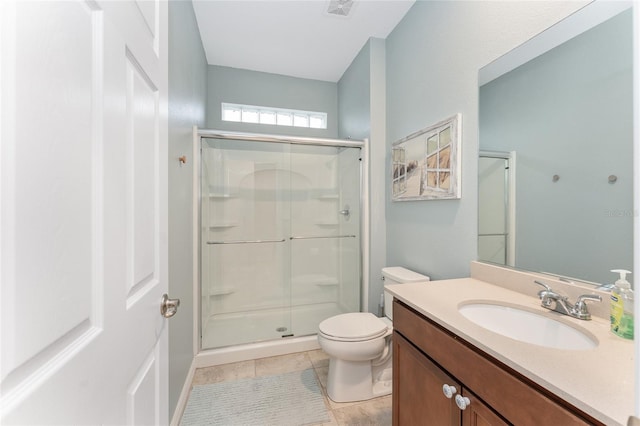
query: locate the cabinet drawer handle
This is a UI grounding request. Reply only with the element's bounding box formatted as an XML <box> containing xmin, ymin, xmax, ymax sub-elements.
<box><xmin>455</xmin><ymin>394</ymin><xmax>471</xmax><ymax>410</ymax></box>
<box><xmin>442</xmin><ymin>384</ymin><xmax>457</xmax><ymax>399</ymax></box>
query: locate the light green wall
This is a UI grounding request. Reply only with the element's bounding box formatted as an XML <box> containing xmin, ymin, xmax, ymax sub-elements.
<box><xmin>368</xmin><ymin>39</ymin><xmax>387</xmax><ymax>313</ymax></box>
<box><xmin>168</xmin><ymin>0</ymin><xmax>207</xmax><ymax>418</ymax></box>
<box><xmin>338</xmin><ymin>40</ymin><xmax>371</xmax><ymax>140</ymax></box>
<box><xmin>337</xmin><ymin>38</ymin><xmax>387</xmax><ymax>313</ymax></box>
<box><xmin>480</xmin><ymin>10</ymin><xmax>633</xmax><ymax>285</ymax></box>
<box><xmin>206</xmin><ymin>65</ymin><xmax>338</xmax><ymax>138</ymax></box>
<box><xmin>385</xmin><ymin>1</ymin><xmax>587</xmax><ymax>280</ymax></box>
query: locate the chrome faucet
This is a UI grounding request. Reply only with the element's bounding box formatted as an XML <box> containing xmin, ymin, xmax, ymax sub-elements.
<box><xmin>534</xmin><ymin>280</ymin><xmax>601</xmax><ymax>320</ymax></box>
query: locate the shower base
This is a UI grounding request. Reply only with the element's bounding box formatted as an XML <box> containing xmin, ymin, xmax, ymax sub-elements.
<box><xmin>202</xmin><ymin>302</ymin><xmax>345</xmax><ymax>350</ymax></box>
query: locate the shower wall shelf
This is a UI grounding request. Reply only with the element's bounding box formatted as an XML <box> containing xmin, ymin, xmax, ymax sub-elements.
<box><xmin>208</xmin><ymin>193</ymin><xmax>238</xmax><ymax>199</ymax></box>
<box><xmin>209</xmin><ymin>222</ymin><xmax>239</xmax><ymax>229</ymax></box>
<box><xmin>315</xmin><ymin>282</ymin><xmax>339</xmax><ymax>287</ymax></box>
<box><xmin>317</xmin><ymin>194</ymin><xmax>339</xmax><ymax>200</ymax></box>
<box><xmin>209</xmin><ymin>287</ymin><xmax>236</xmax><ymax>296</ymax></box>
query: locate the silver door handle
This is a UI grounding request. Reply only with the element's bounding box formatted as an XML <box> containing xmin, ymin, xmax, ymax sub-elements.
<box><xmin>160</xmin><ymin>294</ymin><xmax>180</xmax><ymax>318</ymax></box>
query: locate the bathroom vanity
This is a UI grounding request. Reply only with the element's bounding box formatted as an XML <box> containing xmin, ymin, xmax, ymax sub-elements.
<box><xmin>387</xmin><ymin>262</ymin><xmax>634</xmax><ymax>426</ymax></box>
<box><xmin>394</xmin><ymin>301</ymin><xmax>598</xmax><ymax>425</ymax></box>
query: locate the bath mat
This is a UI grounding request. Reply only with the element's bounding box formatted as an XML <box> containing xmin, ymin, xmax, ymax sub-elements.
<box><xmin>180</xmin><ymin>368</ymin><xmax>329</xmax><ymax>426</ymax></box>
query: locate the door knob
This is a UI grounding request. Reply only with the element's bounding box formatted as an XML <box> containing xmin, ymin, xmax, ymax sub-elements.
<box><xmin>160</xmin><ymin>294</ymin><xmax>180</xmax><ymax>318</ymax></box>
<box><xmin>442</xmin><ymin>384</ymin><xmax>457</xmax><ymax>399</ymax></box>
<box><xmin>455</xmin><ymin>394</ymin><xmax>470</xmax><ymax>410</ymax></box>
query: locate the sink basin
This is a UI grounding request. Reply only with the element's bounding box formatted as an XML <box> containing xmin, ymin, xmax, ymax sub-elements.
<box><xmin>458</xmin><ymin>302</ymin><xmax>598</xmax><ymax>350</ymax></box>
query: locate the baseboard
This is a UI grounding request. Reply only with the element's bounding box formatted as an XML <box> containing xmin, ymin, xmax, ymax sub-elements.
<box><xmin>170</xmin><ymin>358</ymin><xmax>196</xmax><ymax>426</ymax></box>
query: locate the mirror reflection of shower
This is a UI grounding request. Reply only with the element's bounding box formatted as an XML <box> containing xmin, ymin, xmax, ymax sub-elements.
<box><xmin>199</xmin><ymin>133</ymin><xmax>363</xmax><ymax>350</ymax></box>
<box><xmin>478</xmin><ymin>151</ymin><xmax>515</xmax><ymax>267</ymax></box>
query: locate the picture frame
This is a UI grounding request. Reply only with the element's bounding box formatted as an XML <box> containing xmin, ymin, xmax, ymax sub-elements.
<box><xmin>391</xmin><ymin>113</ymin><xmax>461</xmax><ymax>201</ymax></box>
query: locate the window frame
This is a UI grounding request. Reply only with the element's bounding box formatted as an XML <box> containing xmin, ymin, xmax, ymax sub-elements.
<box><xmin>221</xmin><ymin>103</ymin><xmax>328</xmax><ymax>130</ymax></box>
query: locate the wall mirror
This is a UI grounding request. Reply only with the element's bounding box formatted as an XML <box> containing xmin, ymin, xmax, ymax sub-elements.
<box><xmin>477</xmin><ymin>1</ymin><xmax>634</xmax><ymax>287</ymax></box>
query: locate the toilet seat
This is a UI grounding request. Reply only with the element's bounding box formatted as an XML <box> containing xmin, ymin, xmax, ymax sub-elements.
<box><xmin>319</xmin><ymin>312</ymin><xmax>389</xmax><ymax>342</ymax></box>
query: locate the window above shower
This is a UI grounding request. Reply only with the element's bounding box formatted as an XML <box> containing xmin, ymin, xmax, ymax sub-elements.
<box><xmin>221</xmin><ymin>102</ymin><xmax>328</xmax><ymax>129</ymax></box>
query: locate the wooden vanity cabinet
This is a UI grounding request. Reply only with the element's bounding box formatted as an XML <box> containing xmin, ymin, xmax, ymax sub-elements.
<box><xmin>393</xmin><ymin>331</ymin><xmax>459</xmax><ymax>425</ymax></box>
<box><xmin>392</xmin><ymin>300</ymin><xmax>603</xmax><ymax>426</ymax></box>
<box><xmin>461</xmin><ymin>387</ymin><xmax>509</xmax><ymax>426</ymax></box>
<box><xmin>394</xmin><ymin>332</ymin><xmax>507</xmax><ymax>426</ymax></box>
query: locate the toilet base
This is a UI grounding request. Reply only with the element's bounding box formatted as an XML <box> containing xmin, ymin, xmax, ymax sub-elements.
<box><xmin>326</xmin><ymin>358</ymin><xmax>392</xmax><ymax>403</ymax></box>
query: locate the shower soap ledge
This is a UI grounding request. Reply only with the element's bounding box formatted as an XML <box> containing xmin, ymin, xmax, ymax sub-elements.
<box><xmin>209</xmin><ymin>222</ymin><xmax>239</xmax><ymax>229</ymax></box>
<box><xmin>209</xmin><ymin>287</ymin><xmax>236</xmax><ymax>296</ymax></box>
<box><xmin>208</xmin><ymin>193</ymin><xmax>238</xmax><ymax>198</ymax></box>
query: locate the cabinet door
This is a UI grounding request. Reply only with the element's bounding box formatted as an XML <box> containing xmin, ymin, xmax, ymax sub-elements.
<box><xmin>393</xmin><ymin>332</ymin><xmax>461</xmax><ymax>426</ymax></box>
<box><xmin>461</xmin><ymin>389</ymin><xmax>509</xmax><ymax>426</ymax></box>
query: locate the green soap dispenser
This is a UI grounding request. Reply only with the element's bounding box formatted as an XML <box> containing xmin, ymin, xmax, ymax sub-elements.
<box><xmin>610</xmin><ymin>269</ymin><xmax>634</xmax><ymax>339</ymax></box>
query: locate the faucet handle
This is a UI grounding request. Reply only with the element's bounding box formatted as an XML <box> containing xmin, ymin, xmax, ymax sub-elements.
<box><xmin>573</xmin><ymin>294</ymin><xmax>602</xmax><ymax>320</ymax></box>
<box><xmin>534</xmin><ymin>280</ymin><xmax>554</xmax><ymax>306</ymax></box>
<box><xmin>575</xmin><ymin>294</ymin><xmax>602</xmax><ymax>306</ymax></box>
<box><xmin>534</xmin><ymin>280</ymin><xmax>552</xmax><ymax>292</ymax></box>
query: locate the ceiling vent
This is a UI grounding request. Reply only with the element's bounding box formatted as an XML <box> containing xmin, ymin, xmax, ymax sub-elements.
<box><xmin>327</xmin><ymin>0</ymin><xmax>354</xmax><ymax>17</ymax></box>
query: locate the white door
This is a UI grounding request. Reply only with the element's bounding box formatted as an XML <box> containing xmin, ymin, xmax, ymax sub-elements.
<box><xmin>1</xmin><ymin>1</ymin><xmax>170</xmax><ymax>424</ymax></box>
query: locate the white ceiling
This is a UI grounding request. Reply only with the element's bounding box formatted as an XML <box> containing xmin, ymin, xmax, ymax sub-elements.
<box><xmin>192</xmin><ymin>0</ymin><xmax>415</xmax><ymax>82</ymax></box>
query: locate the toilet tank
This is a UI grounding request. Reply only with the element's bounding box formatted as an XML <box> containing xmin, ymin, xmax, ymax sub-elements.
<box><xmin>382</xmin><ymin>267</ymin><xmax>429</xmax><ymax>320</ymax></box>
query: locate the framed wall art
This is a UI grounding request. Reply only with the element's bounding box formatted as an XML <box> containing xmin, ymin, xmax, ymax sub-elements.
<box><xmin>391</xmin><ymin>114</ymin><xmax>461</xmax><ymax>201</ymax></box>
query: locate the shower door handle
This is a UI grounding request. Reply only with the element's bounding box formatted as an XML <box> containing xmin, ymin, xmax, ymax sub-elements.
<box><xmin>160</xmin><ymin>294</ymin><xmax>180</xmax><ymax>318</ymax></box>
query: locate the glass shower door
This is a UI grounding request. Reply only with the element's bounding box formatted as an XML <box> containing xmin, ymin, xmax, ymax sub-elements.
<box><xmin>200</xmin><ymin>137</ymin><xmax>362</xmax><ymax>350</ymax></box>
<box><xmin>201</xmin><ymin>138</ymin><xmax>291</xmax><ymax>349</ymax></box>
<box><xmin>288</xmin><ymin>145</ymin><xmax>361</xmax><ymax>337</ymax></box>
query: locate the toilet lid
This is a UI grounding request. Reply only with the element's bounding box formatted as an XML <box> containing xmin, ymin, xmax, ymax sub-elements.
<box><xmin>319</xmin><ymin>312</ymin><xmax>389</xmax><ymax>341</ymax></box>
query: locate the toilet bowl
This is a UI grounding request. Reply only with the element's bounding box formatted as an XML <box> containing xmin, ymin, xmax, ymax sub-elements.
<box><xmin>317</xmin><ymin>267</ymin><xmax>429</xmax><ymax>402</ymax></box>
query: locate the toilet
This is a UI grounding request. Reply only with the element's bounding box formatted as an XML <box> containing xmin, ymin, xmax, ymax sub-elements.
<box><xmin>318</xmin><ymin>267</ymin><xmax>429</xmax><ymax>402</ymax></box>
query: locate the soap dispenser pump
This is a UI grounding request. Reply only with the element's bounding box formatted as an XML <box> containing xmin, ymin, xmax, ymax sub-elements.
<box><xmin>610</xmin><ymin>269</ymin><xmax>634</xmax><ymax>339</ymax></box>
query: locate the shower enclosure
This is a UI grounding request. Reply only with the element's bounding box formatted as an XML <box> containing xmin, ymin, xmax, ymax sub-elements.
<box><xmin>199</xmin><ymin>131</ymin><xmax>363</xmax><ymax>350</ymax></box>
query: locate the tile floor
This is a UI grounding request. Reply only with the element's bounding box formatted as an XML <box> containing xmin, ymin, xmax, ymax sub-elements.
<box><xmin>187</xmin><ymin>349</ymin><xmax>392</xmax><ymax>426</ymax></box>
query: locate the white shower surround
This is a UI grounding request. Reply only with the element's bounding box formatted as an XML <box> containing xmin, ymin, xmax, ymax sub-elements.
<box><xmin>192</xmin><ymin>129</ymin><xmax>370</xmax><ymax>365</ymax></box>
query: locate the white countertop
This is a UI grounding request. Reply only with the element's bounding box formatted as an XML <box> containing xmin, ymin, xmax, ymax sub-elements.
<box><xmin>386</xmin><ymin>277</ymin><xmax>634</xmax><ymax>426</ymax></box>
